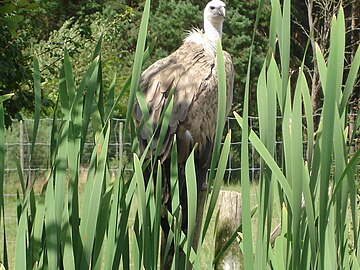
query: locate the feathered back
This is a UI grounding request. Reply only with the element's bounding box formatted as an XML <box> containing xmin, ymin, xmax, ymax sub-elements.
<box><xmin>133</xmin><ymin>35</ymin><xmax>233</xmax><ymax>164</ymax></box>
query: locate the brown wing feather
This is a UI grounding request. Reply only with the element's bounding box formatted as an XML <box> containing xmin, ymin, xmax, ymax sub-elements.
<box><xmin>133</xmin><ymin>41</ymin><xmax>234</xmax><ymax>164</ymax></box>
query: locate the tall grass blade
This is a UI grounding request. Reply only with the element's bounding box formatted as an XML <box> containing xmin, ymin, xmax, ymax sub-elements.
<box><xmin>92</xmin><ymin>185</ymin><xmax>113</xmax><ymax>270</ymax></box>
<box><xmin>302</xmin><ymin>165</ymin><xmax>316</xmax><ymax>268</ymax></box>
<box><xmin>170</xmin><ymin>137</ymin><xmax>180</xmax><ymax>215</ymax></box>
<box><xmin>257</xmin><ymin>56</ymin><xmax>278</xmax><ymax>268</ymax></box>
<box><xmin>255</xmin><ymin>66</ymin><xmax>268</xmax><ymax>270</ymax></box>
<box><xmin>202</xmin><ymin>130</ymin><xmax>231</xmax><ymax>242</ymax></box>
<box><xmin>105</xmin><ymin>72</ymin><xmax>116</xmax><ymax>119</ymax></box>
<box><xmin>208</xmin><ymin>41</ymin><xmax>227</xmax><ymax>184</ymax></box>
<box><xmin>290</xmin><ymin>67</ymin><xmax>305</xmax><ymax>269</ymax></box>
<box><xmin>279</xmin><ymin>0</ymin><xmax>290</xmax><ymax>112</ymax></box>
<box><xmin>318</xmin><ymin>10</ymin><xmax>344</xmax><ymax>268</ymax></box>
<box><xmin>125</xmin><ymin>0</ymin><xmax>151</xmax><ymax>130</ymax></box>
<box><xmin>54</xmin><ymin>123</ymin><xmax>68</xmax><ymax>238</ymax></box>
<box><xmin>184</xmin><ymin>148</ymin><xmax>197</xmax><ymax>268</ymax></box>
<box><xmin>61</xmin><ymin>193</ymin><xmax>75</xmax><ymax>270</ymax></box>
<box><xmin>29</xmin><ymin>196</ymin><xmax>45</xmax><ymax>268</ymax></box>
<box><xmin>300</xmin><ymin>70</ymin><xmax>314</xmax><ymax>169</ymax></box>
<box><xmin>156</xmin><ymin>95</ymin><xmax>175</xmax><ymax>149</ymax></box>
<box><xmin>333</xmin><ymin>108</ymin><xmax>349</xmax><ymax>268</ymax></box>
<box><xmin>80</xmin><ymin>124</ymin><xmax>111</xmax><ymax>268</ymax></box>
<box><xmin>271</xmin><ymin>204</ymin><xmax>288</xmax><ymax>269</ymax></box>
<box><xmin>133</xmin><ymin>155</ymin><xmax>147</xmax><ymax>228</ymax></box>
<box><xmin>14</xmin><ymin>209</ymin><xmax>27</xmax><ymax>270</ymax></box>
<box><xmin>114</xmin><ymin>181</ymin><xmax>134</xmax><ymax>269</ymax></box>
<box><xmin>334</xmin><ymin>8</ymin><xmax>345</xmax><ymax>104</ymax></box>
<box><xmin>80</xmin><ymin>56</ymin><xmax>100</xmax><ymax>150</ymax></box>
<box><xmin>133</xmin><ymin>154</ymin><xmax>147</xmax><ymax>268</ymax></box>
<box><xmin>152</xmin><ymin>162</ymin><xmax>163</xmax><ymax>268</ymax></box>
<box><xmin>104</xmin><ymin>179</ymin><xmax>120</xmax><ymax>269</ymax></box>
<box><xmin>269</xmin><ymin>0</ymin><xmax>281</xmax><ymax>53</ymax></box>
<box><xmin>143</xmin><ymin>173</ymin><xmax>156</xmax><ymax>268</ymax></box>
<box><xmin>238</xmin><ymin>1</ymin><xmax>267</xmax><ymax>268</ymax></box>
<box><xmin>315</xmin><ymin>43</ymin><xmax>327</xmax><ymax>94</ymax></box>
<box><xmin>44</xmin><ymin>176</ymin><xmax>58</xmax><ymax>269</ymax></box>
<box><xmin>30</xmin><ymin>57</ymin><xmax>41</xmax><ymax>166</ymax></box>
<box><xmin>340</xmin><ymin>45</ymin><xmax>360</xmax><ymax>115</ymax></box>
<box><xmin>64</xmin><ymin>48</ymin><xmax>76</xmax><ymax>104</ymax></box>
<box><xmin>325</xmin><ymin>209</ymin><xmax>337</xmax><ymax>270</ymax></box>
<box><xmin>240</xmin><ymin>46</ymin><xmax>254</xmax><ymax>270</ymax></box>
<box><xmin>263</xmin><ymin>58</ymin><xmax>277</xmax><ymax>154</ymax></box>
<box><xmin>352</xmin><ymin>254</ymin><xmax>360</xmax><ymax>270</ymax></box>
<box><xmin>59</xmin><ymin>66</ymin><xmax>70</xmax><ymax>120</ymax></box>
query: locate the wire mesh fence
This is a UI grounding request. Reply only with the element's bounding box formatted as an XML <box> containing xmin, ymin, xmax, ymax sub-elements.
<box><xmin>3</xmin><ymin>115</ymin><xmax>360</xmax><ymax>186</ymax></box>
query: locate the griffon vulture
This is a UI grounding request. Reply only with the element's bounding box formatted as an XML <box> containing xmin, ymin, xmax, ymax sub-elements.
<box><xmin>133</xmin><ymin>0</ymin><xmax>233</xmax><ymax>265</ymax></box>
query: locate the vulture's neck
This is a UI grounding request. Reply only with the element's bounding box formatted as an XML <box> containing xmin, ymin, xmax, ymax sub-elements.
<box><xmin>184</xmin><ymin>19</ymin><xmax>223</xmax><ymax>55</ymax></box>
<box><xmin>204</xmin><ymin>19</ymin><xmax>223</xmax><ymax>44</ymax></box>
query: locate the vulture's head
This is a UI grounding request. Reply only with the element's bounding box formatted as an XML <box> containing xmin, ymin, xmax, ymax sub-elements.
<box><xmin>186</xmin><ymin>0</ymin><xmax>227</xmax><ymax>48</ymax></box>
<box><xmin>204</xmin><ymin>0</ymin><xmax>227</xmax><ymax>25</ymax></box>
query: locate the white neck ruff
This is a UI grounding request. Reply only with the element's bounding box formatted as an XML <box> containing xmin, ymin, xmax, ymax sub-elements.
<box><xmin>184</xmin><ymin>16</ymin><xmax>223</xmax><ymax>56</ymax></box>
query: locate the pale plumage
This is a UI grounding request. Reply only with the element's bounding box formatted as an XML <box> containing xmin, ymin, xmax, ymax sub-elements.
<box><xmin>133</xmin><ymin>0</ymin><xmax>233</xmax><ymax>266</ymax></box>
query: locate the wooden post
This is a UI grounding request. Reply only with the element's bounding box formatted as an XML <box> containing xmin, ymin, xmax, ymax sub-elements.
<box><xmin>119</xmin><ymin>121</ymin><xmax>123</xmax><ymax>173</ymax></box>
<box><xmin>215</xmin><ymin>191</ymin><xmax>243</xmax><ymax>270</ymax></box>
<box><xmin>19</xmin><ymin>120</ymin><xmax>24</xmax><ymax>177</ymax></box>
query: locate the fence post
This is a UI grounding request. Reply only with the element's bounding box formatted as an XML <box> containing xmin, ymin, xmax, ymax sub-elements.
<box><xmin>119</xmin><ymin>121</ymin><xmax>123</xmax><ymax>173</ymax></box>
<box><xmin>19</xmin><ymin>120</ymin><xmax>24</xmax><ymax>177</ymax></box>
<box><xmin>250</xmin><ymin>117</ymin><xmax>255</xmax><ymax>181</ymax></box>
<box><xmin>349</xmin><ymin>112</ymin><xmax>355</xmax><ymax>155</ymax></box>
<box><xmin>226</xmin><ymin>117</ymin><xmax>231</xmax><ymax>185</ymax></box>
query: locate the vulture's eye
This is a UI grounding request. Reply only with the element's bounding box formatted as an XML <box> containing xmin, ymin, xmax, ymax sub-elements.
<box><xmin>209</xmin><ymin>6</ymin><xmax>215</xmax><ymax>10</ymax></box>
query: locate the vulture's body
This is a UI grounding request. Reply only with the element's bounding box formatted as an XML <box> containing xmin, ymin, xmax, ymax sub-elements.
<box><xmin>134</xmin><ymin>29</ymin><xmax>233</xmax><ymax>165</ymax></box>
<box><xmin>133</xmin><ymin>0</ymin><xmax>233</xmax><ymax>266</ymax></box>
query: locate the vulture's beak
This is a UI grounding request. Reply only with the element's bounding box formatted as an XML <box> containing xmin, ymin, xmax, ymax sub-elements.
<box><xmin>218</xmin><ymin>6</ymin><xmax>226</xmax><ymax>17</ymax></box>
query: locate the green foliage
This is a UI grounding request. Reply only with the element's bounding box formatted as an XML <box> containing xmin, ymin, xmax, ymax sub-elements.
<box><xmin>23</xmin><ymin>0</ymin><xmax>104</xmax><ymax>41</ymax></box>
<box><xmin>223</xmin><ymin>0</ymin><xmax>270</xmax><ymax>113</ymax></box>
<box><xmin>0</xmin><ymin>26</ymin><xmax>32</xmax><ymax>127</ymax></box>
<box><xmin>0</xmin><ymin>0</ymin><xmax>36</xmax><ymax>127</ymax></box>
<box><xmin>0</xmin><ymin>0</ymin><xmax>39</xmax><ymax>36</ymax></box>
<box><xmin>33</xmin><ymin>4</ymin><xmax>143</xmax><ymax>118</ymax></box>
<box><xmin>0</xmin><ymin>0</ymin><xmax>52</xmax><ymax>128</ymax></box>
<box><xmin>0</xmin><ymin>0</ymin><xmax>125</xmax><ymax>127</ymax></box>
<box><xmin>147</xmin><ymin>0</ymin><xmax>201</xmax><ymax>59</ymax></box>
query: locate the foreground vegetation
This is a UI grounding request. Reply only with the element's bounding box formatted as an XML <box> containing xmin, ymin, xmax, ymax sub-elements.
<box><xmin>0</xmin><ymin>0</ymin><xmax>359</xmax><ymax>269</ymax></box>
